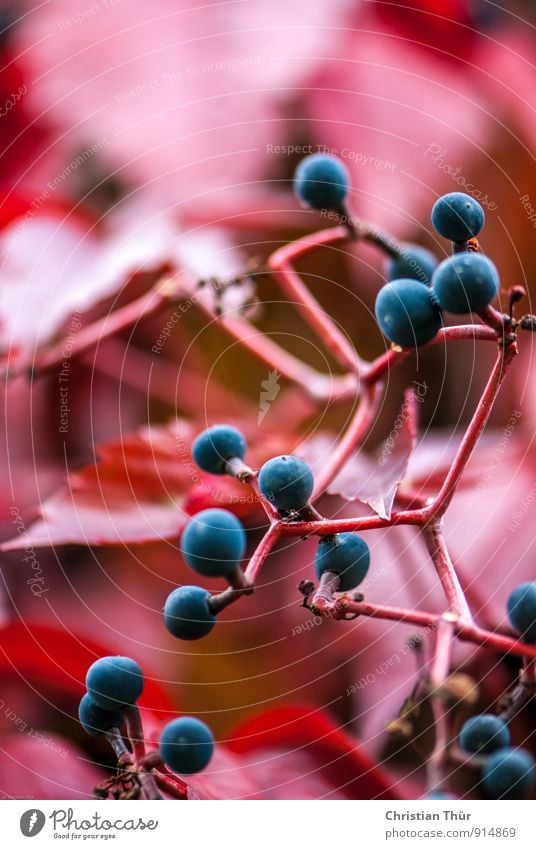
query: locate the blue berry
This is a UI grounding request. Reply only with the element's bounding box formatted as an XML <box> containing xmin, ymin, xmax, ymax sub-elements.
<box><xmin>431</xmin><ymin>252</ymin><xmax>499</xmax><ymax>314</ymax></box>
<box><xmin>78</xmin><ymin>693</ymin><xmax>124</xmax><ymax>737</ymax></box>
<box><xmin>181</xmin><ymin>508</ymin><xmax>246</xmax><ymax>577</ymax></box>
<box><xmin>481</xmin><ymin>747</ymin><xmax>535</xmax><ymax>799</ymax></box>
<box><xmin>459</xmin><ymin>714</ymin><xmax>510</xmax><ymax>755</ymax></box>
<box><xmin>375</xmin><ymin>279</ymin><xmax>442</xmax><ymax>348</ymax></box>
<box><xmin>192</xmin><ymin>425</ymin><xmax>246</xmax><ymax>475</ymax></box>
<box><xmin>164</xmin><ymin>585</ymin><xmax>216</xmax><ymax>640</ymax></box>
<box><xmin>160</xmin><ymin>716</ymin><xmax>214</xmax><ymax>774</ymax></box>
<box><xmin>314</xmin><ymin>532</ymin><xmax>370</xmax><ymax>592</ymax></box>
<box><xmin>507</xmin><ymin>582</ymin><xmax>536</xmax><ymax>643</ymax></box>
<box><xmin>258</xmin><ymin>455</ymin><xmax>314</xmax><ymax>512</ymax></box>
<box><xmin>86</xmin><ymin>656</ymin><xmax>144</xmax><ymax>710</ymax></box>
<box><xmin>431</xmin><ymin>192</ymin><xmax>485</xmax><ymax>241</ymax></box>
<box><xmin>387</xmin><ymin>244</ymin><xmax>438</xmax><ymax>285</ymax></box>
<box><xmin>294</xmin><ymin>154</ymin><xmax>350</xmax><ymax>212</ymax></box>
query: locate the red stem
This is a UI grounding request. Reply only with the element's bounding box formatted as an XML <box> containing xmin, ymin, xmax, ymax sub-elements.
<box><xmin>427</xmin><ymin>616</ymin><xmax>456</xmax><ymax>792</ymax></box>
<box><xmin>124</xmin><ymin>705</ymin><xmax>146</xmax><ymax>764</ymax></box>
<box><xmin>152</xmin><ymin>770</ymin><xmax>188</xmax><ymax>799</ymax></box>
<box><xmin>311</xmin><ymin>382</ymin><xmax>383</xmax><ymax>499</ymax></box>
<box><xmin>421</xmin><ymin>523</ymin><xmax>472</xmax><ymax>622</ymax></box>
<box><xmin>268</xmin><ymin>227</ymin><xmax>362</xmax><ymax>374</ymax></box>
<box><xmin>244</xmin><ymin>522</ymin><xmax>281</xmax><ymax>583</ymax></box>
<box><xmin>425</xmin><ymin>342</ymin><xmax>517</xmax><ymax>521</ymax></box>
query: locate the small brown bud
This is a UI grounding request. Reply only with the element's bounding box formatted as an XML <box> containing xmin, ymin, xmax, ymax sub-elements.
<box><xmin>436</xmin><ymin>673</ymin><xmax>479</xmax><ymax>707</ymax></box>
<box><xmin>386</xmin><ymin>718</ymin><xmax>413</xmax><ymax>739</ymax></box>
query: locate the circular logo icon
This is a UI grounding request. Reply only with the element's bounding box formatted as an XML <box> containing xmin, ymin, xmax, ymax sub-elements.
<box><xmin>20</xmin><ymin>810</ymin><xmax>46</xmax><ymax>837</ymax></box>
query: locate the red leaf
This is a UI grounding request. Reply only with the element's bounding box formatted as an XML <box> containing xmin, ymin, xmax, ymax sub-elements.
<box><xmin>225</xmin><ymin>705</ymin><xmax>404</xmax><ymax>799</ymax></box>
<box><xmin>0</xmin><ymin>622</ymin><xmax>173</xmax><ymax>712</ymax></box>
<box><xmin>328</xmin><ymin>389</ymin><xmax>419</xmax><ymax>519</ymax></box>
<box><xmin>1</xmin><ymin>417</ymin><xmax>293</xmax><ymax>550</ymax></box>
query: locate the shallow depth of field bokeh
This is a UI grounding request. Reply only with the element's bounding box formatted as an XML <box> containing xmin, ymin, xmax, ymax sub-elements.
<box><xmin>0</xmin><ymin>0</ymin><xmax>535</xmax><ymax>799</ymax></box>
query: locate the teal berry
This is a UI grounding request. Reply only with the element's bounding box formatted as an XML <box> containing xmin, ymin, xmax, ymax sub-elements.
<box><xmin>294</xmin><ymin>153</ymin><xmax>350</xmax><ymax>212</ymax></box>
<box><xmin>431</xmin><ymin>252</ymin><xmax>499</xmax><ymax>314</ymax></box>
<box><xmin>159</xmin><ymin>716</ymin><xmax>215</xmax><ymax>774</ymax></box>
<box><xmin>164</xmin><ymin>585</ymin><xmax>216</xmax><ymax>640</ymax></box>
<box><xmin>192</xmin><ymin>424</ymin><xmax>247</xmax><ymax>475</ymax></box>
<box><xmin>315</xmin><ymin>532</ymin><xmax>370</xmax><ymax>592</ymax></box>
<box><xmin>258</xmin><ymin>455</ymin><xmax>314</xmax><ymax>512</ymax></box>
<box><xmin>86</xmin><ymin>656</ymin><xmax>144</xmax><ymax>710</ymax></box>
<box><xmin>459</xmin><ymin>714</ymin><xmax>510</xmax><ymax>755</ymax></box>
<box><xmin>507</xmin><ymin>582</ymin><xmax>536</xmax><ymax>643</ymax></box>
<box><xmin>375</xmin><ymin>279</ymin><xmax>442</xmax><ymax>348</ymax></box>
<box><xmin>431</xmin><ymin>192</ymin><xmax>485</xmax><ymax>241</ymax></box>
<box><xmin>181</xmin><ymin>508</ymin><xmax>246</xmax><ymax>577</ymax></box>
<box><xmin>481</xmin><ymin>747</ymin><xmax>535</xmax><ymax>799</ymax></box>
<box><xmin>78</xmin><ymin>693</ymin><xmax>124</xmax><ymax>737</ymax></box>
<box><xmin>387</xmin><ymin>244</ymin><xmax>438</xmax><ymax>285</ymax></box>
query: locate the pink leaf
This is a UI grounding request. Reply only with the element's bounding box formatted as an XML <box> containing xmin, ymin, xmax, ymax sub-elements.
<box><xmin>329</xmin><ymin>389</ymin><xmax>418</xmax><ymax>519</ymax></box>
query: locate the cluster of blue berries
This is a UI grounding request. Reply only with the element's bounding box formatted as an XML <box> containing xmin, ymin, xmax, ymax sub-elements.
<box><xmin>375</xmin><ymin>192</ymin><xmax>499</xmax><ymax>348</ymax></box>
<box><xmin>79</xmin><ymin>655</ymin><xmax>144</xmax><ymax>736</ymax></box>
<box><xmin>79</xmin><ymin>655</ymin><xmax>214</xmax><ymax>775</ymax></box>
<box><xmin>436</xmin><ymin>585</ymin><xmax>536</xmax><ymax>799</ymax></box>
<box><xmin>163</xmin><ymin>425</ymin><xmax>372</xmax><ymax>641</ymax></box>
<box><xmin>376</xmin><ymin>192</ymin><xmax>499</xmax><ymax>348</ymax></box>
<box><xmin>292</xmin><ymin>154</ymin><xmax>500</xmax><ymax>350</ymax></box>
<box><xmin>458</xmin><ymin>712</ymin><xmax>534</xmax><ymax>799</ymax></box>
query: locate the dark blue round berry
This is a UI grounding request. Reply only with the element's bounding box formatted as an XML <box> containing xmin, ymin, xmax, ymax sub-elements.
<box><xmin>86</xmin><ymin>656</ymin><xmax>144</xmax><ymax>710</ymax></box>
<box><xmin>315</xmin><ymin>532</ymin><xmax>370</xmax><ymax>592</ymax></box>
<box><xmin>192</xmin><ymin>425</ymin><xmax>246</xmax><ymax>475</ymax></box>
<box><xmin>164</xmin><ymin>585</ymin><xmax>216</xmax><ymax>640</ymax></box>
<box><xmin>78</xmin><ymin>693</ymin><xmax>124</xmax><ymax>737</ymax></box>
<box><xmin>507</xmin><ymin>582</ymin><xmax>536</xmax><ymax>643</ymax></box>
<box><xmin>481</xmin><ymin>747</ymin><xmax>535</xmax><ymax>799</ymax></box>
<box><xmin>375</xmin><ymin>279</ymin><xmax>442</xmax><ymax>348</ymax></box>
<box><xmin>258</xmin><ymin>455</ymin><xmax>314</xmax><ymax>512</ymax></box>
<box><xmin>294</xmin><ymin>154</ymin><xmax>350</xmax><ymax>212</ymax></box>
<box><xmin>181</xmin><ymin>508</ymin><xmax>246</xmax><ymax>577</ymax></box>
<box><xmin>387</xmin><ymin>244</ymin><xmax>438</xmax><ymax>285</ymax></box>
<box><xmin>459</xmin><ymin>714</ymin><xmax>510</xmax><ymax>755</ymax></box>
<box><xmin>431</xmin><ymin>192</ymin><xmax>485</xmax><ymax>241</ymax></box>
<box><xmin>431</xmin><ymin>252</ymin><xmax>499</xmax><ymax>314</ymax></box>
<box><xmin>160</xmin><ymin>716</ymin><xmax>214</xmax><ymax>774</ymax></box>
